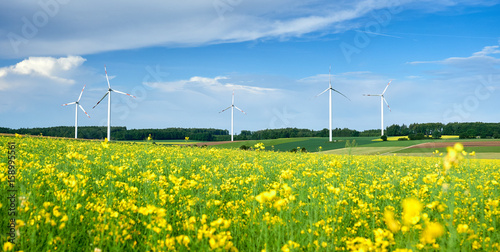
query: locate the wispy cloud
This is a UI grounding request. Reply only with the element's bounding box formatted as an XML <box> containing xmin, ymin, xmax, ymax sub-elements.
<box><xmin>408</xmin><ymin>43</ymin><xmax>500</xmax><ymax>72</ymax></box>
<box><xmin>0</xmin><ymin>0</ymin><xmax>493</xmax><ymax>58</ymax></box>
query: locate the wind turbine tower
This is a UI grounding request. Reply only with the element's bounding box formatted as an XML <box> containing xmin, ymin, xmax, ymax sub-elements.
<box><xmin>220</xmin><ymin>90</ymin><xmax>246</xmax><ymax>141</ymax></box>
<box><xmin>316</xmin><ymin>66</ymin><xmax>350</xmax><ymax>142</ymax></box>
<box><xmin>363</xmin><ymin>80</ymin><xmax>392</xmax><ymax>136</ymax></box>
<box><xmin>62</xmin><ymin>85</ymin><xmax>90</xmax><ymax>138</ymax></box>
<box><xmin>93</xmin><ymin>65</ymin><xmax>136</xmax><ymax>141</ymax></box>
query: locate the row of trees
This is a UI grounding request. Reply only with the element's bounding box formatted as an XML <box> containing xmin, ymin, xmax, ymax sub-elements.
<box><xmin>0</xmin><ymin>127</ymin><xmax>228</xmax><ymax>141</ymax></box>
<box><xmin>0</xmin><ymin>126</ymin><xmax>367</xmax><ymax>141</ymax></box>
<box><xmin>385</xmin><ymin>122</ymin><xmax>500</xmax><ymax>139</ymax></box>
<box><xmin>231</xmin><ymin>127</ymin><xmax>361</xmax><ymax>141</ymax></box>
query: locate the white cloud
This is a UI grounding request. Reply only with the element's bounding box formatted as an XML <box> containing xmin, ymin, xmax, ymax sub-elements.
<box><xmin>0</xmin><ymin>56</ymin><xmax>86</xmax><ymax>90</ymax></box>
<box><xmin>145</xmin><ymin>76</ymin><xmax>277</xmax><ymax>94</ymax></box>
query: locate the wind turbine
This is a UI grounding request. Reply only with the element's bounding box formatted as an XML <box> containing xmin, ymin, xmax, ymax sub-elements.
<box><xmin>62</xmin><ymin>85</ymin><xmax>90</xmax><ymax>139</ymax></box>
<box><xmin>92</xmin><ymin>65</ymin><xmax>136</xmax><ymax>141</ymax></box>
<box><xmin>363</xmin><ymin>80</ymin><xmax>392</xmax><ymax>136</ymax></box>
<box><xmin>316</xmin><ymin>66</ymin><xmax>350</xmax><ymax>142</ymax></box>
<box><xmin>219</xmin><ymin>90</ymin><xmax>246</xmax><ymax>141</ymax></box>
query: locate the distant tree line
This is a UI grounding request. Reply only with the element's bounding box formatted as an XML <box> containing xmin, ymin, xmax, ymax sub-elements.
<box><xmin>0</xmin><ymin>126</ymin><xmax>111</xmax><ymax>139</ymax></box>
<box><xmin>0</xmin><ymin>126</ymin><xmax>228</xmax><ymax>141</ymax></box>
<box><xmin>224</xmin><ymin>127</ymin><xmax>362</xmax><ymax>141</ymax></box>
<box><xmin>384</xmin><ymin>122</ymin><xmax>500</xmax><ymax>139</ymax></box>
<box><xmin>2</xmin><ymin>122</ymin><xmax>498</xmax><ymax>141</ymax></box>
<box><xmin>0</xmin><ymin>126</ymin><xmax>367</xmax><ymax>141</ymax></box>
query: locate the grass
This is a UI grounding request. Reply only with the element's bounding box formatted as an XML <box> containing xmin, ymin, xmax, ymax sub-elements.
<box><xmin>214</xmin><ymin>137</ymin><xmax>378</xmax><ymax>152</ymax></box>
<box><xmin>214</xmin><ymin>137</ymin><xmax>308</xmax><ymax>149</ymax></box>
<box><xmin>363</xmin><ymin>140</ymin><xmax>430</xmax><ymax>147</ymax></box>
<box><xmin>272</xmin><ymin>137</ymin><xmax>375</xmax><ymax>152</ymax></box>
<box><xmin>323</xmin><ymin>137</ymin><xmax>500</xmax><ymax>158</ymax></box>
<box><xmin>395</xmin><ymin>146</ymin><xmax>500</xmax><ymax>154</ymax></box>
<box><xmin>120</xmin><ymin>139</ymin><xmax>205</xmax><ymax>145</ymax></box>
<box><xmin>320</xmin><ymin>147</ymin><xmax>403</xmax><ymax>156</ymax></box>
<box><xmin>122</xmin><ymin>136</ymin><xmax>500</xmax><ymax>158</ymax></box>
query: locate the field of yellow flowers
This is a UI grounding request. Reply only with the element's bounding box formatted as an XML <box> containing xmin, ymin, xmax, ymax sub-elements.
<box><xmin>1</xmin><ymin>135</ymin><xmax>500</xmax><ymax>251</ymax></box>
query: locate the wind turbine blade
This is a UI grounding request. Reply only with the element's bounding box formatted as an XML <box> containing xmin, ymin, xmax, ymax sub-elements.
<box><xmin>234</xmin><ymin>106</ymin><xmax>247</xmax><ymax>115</ymax></box>
<box><xmin>77</xmin><ymin>85</ymin><xmax>86</xmax><ymax>102</ymax></box>
<box><xmin>93</xmin><ymin>92</ymin><xmax>109</xmax><ymax>109</ymax></box>
<box><xmin>383</xmin><ymin>97</ymin><xmax>391</xmax><ymax>112</ymax></box>
<box><xmin>219</xmin><ymin>106</ymin><xmax>232</xmax><ymax>113</ymax></box>
<box><xmin>329</xmin><ymin>66</ymin><xmax>332</xmax><ymax>88</ymax></box>
<box><xmin>232</xmin><ymin>89</ymin><xmax>235</xmax><ymax>105</ymax></box>
<box><xmin>363</xmin><ymin>94</ymin><xmax>379</xmax><ymax>96</ymax></box>
<box><xmin>104</xmin><ymin>65</ymin><xmax>111</xmax><ymax>89</ymax></box>
<box><xmin>112</xmin><ymin>89</ymin><xmax>136</xmax><ymax>98</ymax></box>
<box><xmin>79</xmin><ymin>104</ymin><xmax>91</xmax><ymax>118</ymax></box>
<box><xmin>315</xmin><ymin>88</ymin><xmax>329</xmax><ymax>97</ymax></box>
<box><xmin>62</xmin><ymin>102</ymin><xmax>76</xmax><ymax>106</ymax></box>
<box><xmin>382</xmin><ymin>80</ymin><xmax>392</xmax><ymax>95</ymax></box>
<box><xmin>332</xmin><ymin>88</ymin><xmax>351</xmax><ymax>101</ymax></box>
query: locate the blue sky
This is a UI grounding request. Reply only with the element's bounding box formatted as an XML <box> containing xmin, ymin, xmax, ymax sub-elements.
<box><xmin>0</xmin><ymin>0</ymin><xmax>499</xmax><ymax>133</ymax></box>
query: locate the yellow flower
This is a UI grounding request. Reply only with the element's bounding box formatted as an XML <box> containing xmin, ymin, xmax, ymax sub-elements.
<box><xmin>254</xmin><ymin>142</ymin><xmax>265</xmax><ymax>150</ymax></box>
<box><xmin>384</xmin><ymin>209</ymin><xmax>401</xmax><ymax>233</ymax></box>
<box><xmin>255</xmin><ymin>190</ymin><xmax>276</xmax><ymax>204</ymax></box>
<box><xmin>454</xmin><ymin>143</ymin><xmax>463</xmax><ymax>152</ymax></box>
<box><xmin>43</xmin><ymin>202</ymin><xmax>51</xmax><ymax>209</ymax></box>
<box><xmin>273</xmin><ymin>199</ymin><xmax>287</xmax><ymax>210</ymax></box>
<box><xmin>185</xmin><ymin>136</ymin><xmax>189</xmax><ymax>141</ymax></box>
<box><xmin>402</xmin><ymin>198</ymin><xmax>422</xmax><ymax>226</ymax></box>
<box><xmin>101</xmin><ymin>138</ymin><xmax>109</xmax><ymax>148</ymax></box>
<box><xmin>472</xmin><ymin>241</ymin><xmax>481</xmax><ymax>250</ymax></box>
<box><xmin>3</xmin><ymin>242</ymin><xmax>14</xmax><ymax>251</ymax></box>
<box><xmin>420</xmin><ymin>222</ymin><xmax>444</xmax><ymax>244</ymax></box>
<box><xmin>444</xmin><ymin>143</ymin><xmax>464</xmax><ymax>171</ymax></box>
<box><xmin>457</xmin><ymin>224</ymin><xmax>468</xmax><ymax>234</ymax></box>
<box><xmin>53</xmin><ymin>206</ymin><xmax>62</xmax><ymax>218</ymax></box>
<box><xmin>209</xmin><ymin>238</ymin><xmax>218</xmax><ymax>249</ymax></box>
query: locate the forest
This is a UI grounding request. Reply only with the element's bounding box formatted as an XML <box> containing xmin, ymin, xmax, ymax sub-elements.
<box><xmin>384</xmin><ymin>122</ymin><xmax>500</xmax><ymax>139</ymax></box>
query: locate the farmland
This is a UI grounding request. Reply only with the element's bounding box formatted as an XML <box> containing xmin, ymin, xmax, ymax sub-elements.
<box><xmin>178</xmin><ymin>136</ymin><xmax>500</xmax><ymax>159</ymax></box>
<box><xmin>2</xmin><ymin>135</ymin><xmax>500</xmax><ymax>251</ymax></box>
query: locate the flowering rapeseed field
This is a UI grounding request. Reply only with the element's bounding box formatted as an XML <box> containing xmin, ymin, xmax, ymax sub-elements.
<box><xmin>1</xmin><ymin>136</ymin><xmax>500</xmax><ymax>251</ymax></box>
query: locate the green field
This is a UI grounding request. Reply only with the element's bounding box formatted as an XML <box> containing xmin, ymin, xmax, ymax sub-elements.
<box><xmin>124</xmin><ymin>136</ymin><xmax>500</xmax><ymax>158</ymax></box>
<box><xmin>214</xmin><ymin>137</ymin><xmax>377</xmax><ymax>152</ymax></box>
<box><xmin>120</xmin><ymin>139</ymin><xmax>205</xmax><ymax>145</ymax></box>
<box><xmin>395</xmin><ymin>146</ymin><xmax>500</xmax><ymax>154</ymax></box>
